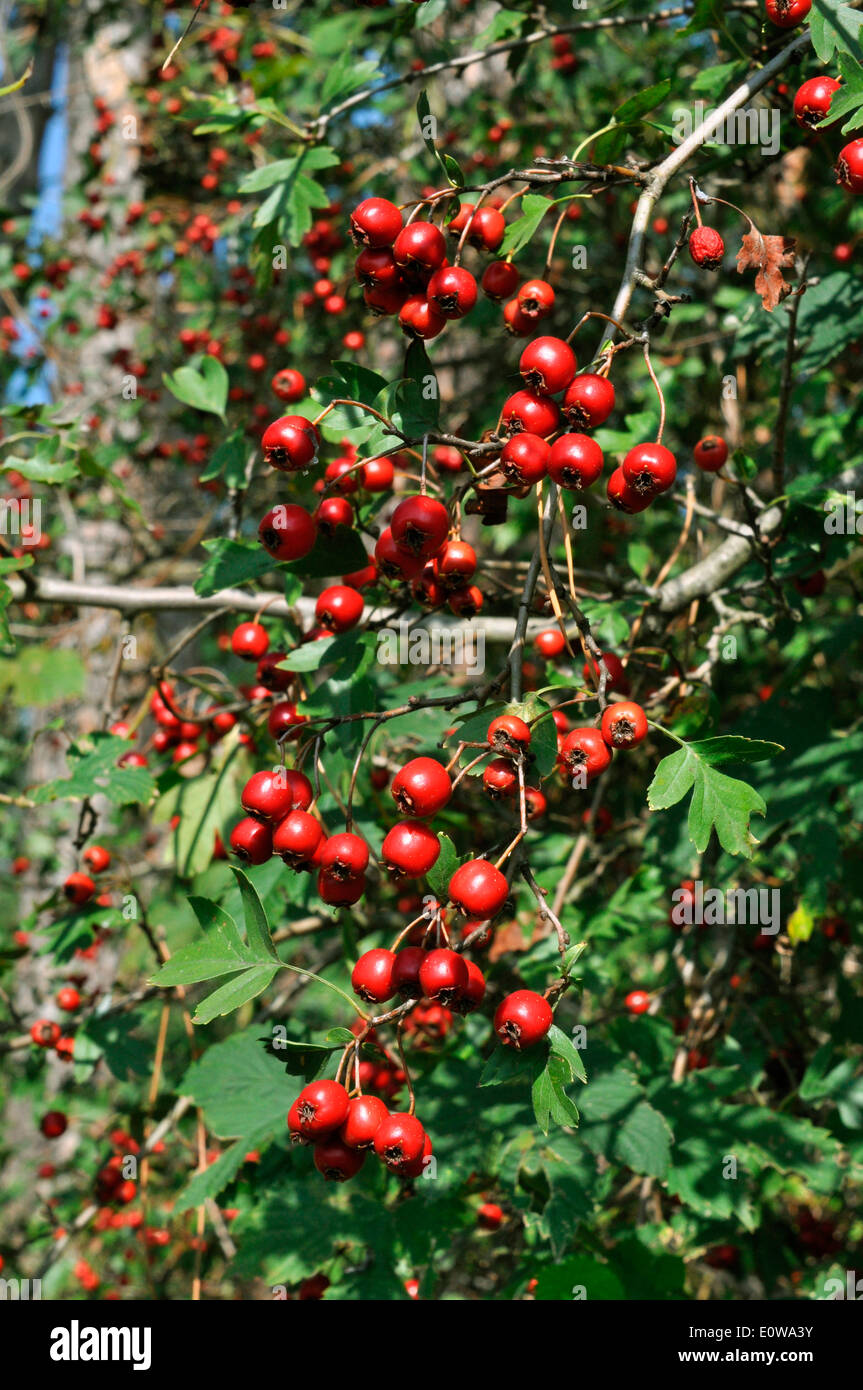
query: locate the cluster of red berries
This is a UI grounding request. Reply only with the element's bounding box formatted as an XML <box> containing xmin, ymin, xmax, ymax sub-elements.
<box><xmin>788</xmin><ymin>68</ymin><xmax>863</xmax><ymax>199</ymax></box>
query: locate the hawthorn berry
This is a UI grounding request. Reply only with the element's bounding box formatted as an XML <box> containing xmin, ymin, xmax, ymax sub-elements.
<box><xmin>836</xmin><ymin>139</ymin><xmax>863</xmax><ymax>194</ymax></box>
<box><xmin>688</xmin><ymin>226</ymin><xmax>725</xmax><ymax>270</ymax></box>
<box><xmin>622</xmin><ymin>442</ymin><xmax>677</xmax><ymax>496</ymax></box>
<box><xmin>793</xmin><ymin>76</ymin><xmax>841</xmax><ymax>127</ymax></box>
<box><xmin>315</xmin><ymin>585</ymin><xmax>364</xmax><ymax>632</ymax></box>
<box><xmin>339</xmin><ymin>1095</ymin><xmax>389</xmax><ymax>1149</ymax></box>
<box><xmin>607</xmin><ymin>466</ymin><xmax>652</xmax><ymax>514</ymax></box>
<box><xmin>231</xmin><ymin>621</ymin><xmax>269</xmax><ymax>660</ymax></box>
<box><xmin>447</xmin><ymin>584</ymin><xmax>483</xmax><ymax>618</ymax></box>
<box><xmin>494</xmin><ymin>990</ymin><xmax>553</xmax><ymax>1049</ymax></box>
<box><xmin>82</xmin><ymin>844</ymin><xmax>111</xmax><ymax>875</ymax></box>
<box><xmin>318</xmin><ymin>868</ymin><xmax>366</xmax><ymax>905</ymax></box>
<box><xmin>517</xmin><ymin>279</ymin><xmax>555</xmax><ymax>319</ymax></box>
<box><xmin>519</xmin><ymin>337</ymin><xmax>577</xmax><ymax>395</ymax></box>
<box><xmin>463</xmin><ymin>205</ymin><xmax>506</xmax><ymax>251</ymax></box>
<box><xmin>449</xmin><ymin>858</ymin><xmax>509</xmax><ymax>918</ymax></box>
<box><xmin>418</xmin><ymin>948</ymin><xmax>468</xmax><ymax>1005</ymax></box>
<box><xmin>548</xmin><ymin>433</ymin><xmax>604</xmax><ymax>490</ymax></box>
<box><xmin>56</xmin><ymin>986</ymin><xmax>81</xmax><ymax>1012</ymax></box>
<box><xmin>256</xmin><ymin>651</ymin><xmax>293</xmax><ymax>692</ymax></box>
<box><xmin>30</xmin><ymin>1020</ymin><xmax>61</xmax><ymax>1048</ymax></box>
<box><xmin>582</xmin><ymin>651</ymin><xmax>629</xmax><ymax>694</ymax></box>
<box><xmin>399</xmin><ymin>295</ymin><xmax>446</xmax><ymax>341</ymax></box>
<box><xmin>242</xmin><ymin>770</ymin><xmax>295</xmax><ymax>823</ymax></box>
<box><xmin>321</xmin><ymin>832</ymin><xmax>370</xmax><ymax>879</ymax></box>
<box><xmin>314</xmin><ymin>496</ymin><xmax>354</xmax><ymax>536</ymax></box>
<box><xmin>454</xmin><ymin>959</ymin><xmax>486</xmax><ymax>1014</ymax></box>
<box><xmin>273</xmin><ymin>810</ymin><xmax>324</xmax><ymax>869</ymax></box>
<box><xmin>261</xmin><ymin>415</ymin><xmax>320</xmax><ymax>472</ymax></box>
<box><xmin>352</xmin><ymin>948</ymin><xmax>397</xmax><ymax>1003</ymax></box>
<box><xmin>765</xmin><ymin>0</ymin><xmax>811</xmax><ymax>27</ymax></box>
<box><xmin>560</xmin><ymin>727</ymin><xmax>613</xmax><ymax>783</ymax></box>
<box><xmin>434</xmin><ymin>540</ymin><xmax>477</xmax><ymax>588</ymax></box>
<box><xmin>375</xmin><ymin>527</ymin><xmax>427</xmax><ymax>581</ymax></box>
<box><xmin>487</xmin><ymin>713</ymin><xmax>531</xmax><ymax>758</ymax></box>
<box><xmin>503</xmin><ymin>297</ymin><xmax>535</xmax><ymax>336</ymax></box>
<box><xmin>427</xmin><ymin>265</ymin><xmax>478</xmax><ymax>319</ymax></box>
<box><xmin>693</xmin><ymin>435</ymin><xmax>728</xmax><ymax>472</ymax></box>
<box><xmin>500</xmin><ymin>432</ymin><xmax>550</xmax><ymax>486</ymax></box>
<box><xmin>392</xmin><ymin>946</ymin><xmax>427</xmax><ymax>998</ymax></box>
<box><xmin>501</xmin><ymin>389</ymin><xmax>560</xmax><ymax>439</ymax></box>
<box><xmin>63</xmin><ymin>872</ymin><xmax>96</xmax><ymax>906</ymax></box>
<box><xmin>391</xmin><ymin>496</ymin><xmax>450</xmax><ymax>559</ymax></box>
<box><xmin>289</xmin><ymin>1079</ymin><xmax>350</xmax><ymax>1141</ymax></box>
<box><xmin>373</xmin><ymin>1112</ymin><xmax>427</xmax><ymax>1172</ymax></box>
<box><xmin>271</xmin><ymin>368</ymin><xmax>306</xmax><ymax>402</ymax></box>
<box><xmin>381</xmin><ymin>820</ymin><xmax>441</xmax><ymax>877</ymax></box>
<box><xmin>350</xmin><ymin>197</ymin><xmax>403</xmax><ymax>248</ymax></box>
<box><xmin>398</xmin><ymin>1131</ymin><xmax>433</xmax><ymax>1180</ymax></box>
<box><xmin>534</xmin><ymin>628</ymin><xmax>566</xmax><ymax>659</ymax></box>
<box><xmin>477</xmin><ymin>1201</ymin><xmax>504</xmax><ymax>1230</ymax></box>
<box><xmin>481</xmin><ymin>260</ymin><xmax>520</xmax><ymax>301</ymax></box>
<box><xmin>354</xmin><ymin>246</ymin><xmax>400</xmax><ymax>287</ymax></box>
<box><xmin>483</xmin><ymin>757</ymin><xmax>518</xmax><ymax>799</ymax></box>
<box><xmin>562</xmin><ymin>374</ymin><xmax>615</xmax><ymax>430</ymax></box>
<box><xmin>391</xmin><ymin>757</ymin><xmax>452</xmax><ymax>818</ymax></box>
<box><xmin>267</xmin><ymin>701</ymin><xmax>307</xmax><ymax>742</ymax></box>
<box><xmin>360</xmin><ymin>455</ymin><xmax>395</xmax><ymax>491</ymax></box>
<box><xmin>393</xmin><ymin>221</ymin><xmax>446</xmax><ymax>275</ymax></box>
<box><xmin>41</xmin><ymin>1111</ymin><xmax>68</xmax><ymax>1139</ymax></box>
<box><xmin>229</xmin><ymin>817</ymin><xmax>273</xmax><ymax>865</ymax></box>
<box><xmin>601</xmin><ymin>700</ymin><xmax>649</xmax><ymax>750</ymax></box>
<box><xmin>625</xmin><ymin>989</ymin><xmax>651</xmax><ymax>1015</ymax></box>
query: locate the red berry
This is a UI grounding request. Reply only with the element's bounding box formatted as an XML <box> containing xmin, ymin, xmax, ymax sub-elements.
<box><xmin>258</xmin><ymin>504</ymin><xmax>318</xmax><ymax>562</ymax></box>
<box><xmin>273</xmin><ymin>810</ymin><xmax>324</xmax><ymax>869</ymax></box>
<box><xmin>560</xmin><ymin>727</ymin><xmax>613</xmax><ymax>783</ymax></box>
<box><xmin>314</xmin><ymin>496</ymin><xmax>354</xmax><ymax>536</ymax></box>
<box><xmin>494</xmin><ymin>990</ymin><xmax>553</xmax><ymax>1049</ymax></box>
<box><xmin>231</xmin><ymin>621</ymin><xmax>269</xmax><ymax>660</ymax></box>
<box><xmin>524</xmin><ymin>786</ymin><xmax>547</xmax><ymax>820</ymax></box>
<box><xmin>30</xmin><ymin>1020</ymin><xmax>61</xmax><ymax>1048</ymax></box>
<box><xmin>483</xmin><ymin>758</ymin><xmax>518</xmax><ymax>799</ymax></box>
<box><xmin>562</xmin><ymin>374</ymin><xmax>615</xmax><ymax>430</ymax></box>
<box><xmin>503</xmin><ymin>297</ymin><xmax>535</xmax><ymax>336</ymax></box>
<box><xmin>501</xmin><ymin>389</ymin><xmax>560</xmax><ymax>439</ymax></box>
<box><xmin>229</xmin><ymin>817</ymin><xmax>273</xmax><ymax>865</ymax></box>
<box><xmin>792</xmin><ymin>75</ymin><xmax>841</xmax><ymax>127</ymax></box>
<box><xmin>267</xmin><ymin>701</ymin><xmax>306</xmax><ymax>742</ymax></box>
<box><xmin>500</xmin><ymin>432</ymin><xmax>550</xmax><ymax>486</ymax></box>
<box><xmin>391</xmin><ymin>947</ymin><xmax>427</xmax><ymax>999</ymax></box>
<box><xmin>517</xmin><ymin>279</ymin><xmax>554</xmax><ymax>319</ymax></box>
<box><xmin>622</xmin><ymin>442</ymin><xmax>677</xmax><ymax>496</ymax></box>
<box><xmin>481</xmin><ymin>260</ymin><xmax>519</xmax><ymax>301</ymax></box>
<box><xmin>321</xmin><ymin>832</ymin><xmax>370</xmax><ymax>878</ymax></box>
<box><xmin>487</xmin><ymin>713</ymin><xmax>531</xmax><ymax>758</ymax></box>
<box><xmin>261</xmin><ymin>415</ymin><xmax>320</xmax><ymax>472</ymax></box>
<box><xmin>393</xmin><ymin>221</ymin><xmax>446</xmax><ymax>275</ymax></box>
<box><xmin>447</xmin><ymin>584</ymin><xmax>483</xmax><ymax>618</ymax></box>
<box><xmin>56</xmin><ymin>986</ymin><xmax>81</xmax><ymax>1012</ymax></box>
<box><xmin>607</xmin><ymin>466</ymin><xmax>652</xmax><ymax>513</ymax></box>
<box><xmin>548</xmin><ymin>433</ymin><xmax>604</xmax><ymax>490</ymax></box>
<box><xmin>466</xmin><ymin>205</ymin><xmax>505</xmax><ymax>251</ymax></box>
<box><xmin>427</xmin><ymin>264</ymin><xmax>477</xmax><ymax>319</ymax></box>
<box><xmin>289</xmin><ymin>1079</ymin><xmax>350</xmax><ymax>1141</ymax></box>
<box><xmin>391</xmin><ymin>757</ymin><xmax>452</xmax><ymax>818</ymax></box>
<box><xmin>256</xmin><ymin>651</ymin><xmax>293</xmax><ymax>692</ymax></box>
<box><xmin>534</xmin><ymin>628</ymin><xmax>566</xmax><ymax>659</ymax></box>
<box><xmin>391</xmin><ymin>496</ymin><xmax>449</xmax><ymax>559</ymax></box>
<box><xmin>454</xmin><ymin>959</ymin><xmax>486</xmax><ymax>1014</ymax></box>
<box><xmin>688</xmin><ymin>226</ymin><xmax>725</xmax><ymax>270</ymax></box>
<box><xmin>242</xmin><ymin>769</ymin><xmax>295</xmax><ymax>823</ymax></box>
<box><xmin>519</xmin><ymin>336</ymin><xmax>577</xmax><ymax>394</ymax></box>
<box><xmin>418</xmin><ymin>948</ymin><xmax>468</xmax><ymax>1005</ymax></box>
<box><xmin>360</xmin><ymin>455</ymin><xmax>395</xmax><ymax>491</ymax></box>
<box><xmin>82</xmin><ymin>844</ymin><xmax>110</xmax><ymax>873</ymax></box>
<box><xmin>693</xmin><ymin>435</ymin><xmax>728</xmax><ymax>472</ymax></box>
<box><xmin>836</xmin><ymin>139</ymin><xmax>863</xmax><ymax>194</ymax></box>
<box><xmin>63</xmin><ymin>872</ymin><xmax>95</xmax><ymax>906</ymax></box>
<box><xmin>318</xmin><ymin>868</ymin><xmax>366</xmax><ymax>905</ymax></box>
<box><xmin>352</xmin><ymin>948</ymin><xmax>397</xmax><ymax>1003</ymax></box>
<box><xmin>271</xmin><ymin>368</ymin><xmax>306</xmax><ymax>402</ymax></box>
<box><xmin>625</xmin><ymin>989</ymin><xmax>651</xmax><ymax>1015</ymax></box>
<box><xmin>399</xmin><ymin>294</ymin><xmax>446</xmax><ymax>341</ymax></box>
<box><xmin>339</xmin><ymin>1095</ymin><xmax>389</xmax><ymax>1149</ymax></box>
<box><xmin>765</xmin><ymin>0</ymin><xmax>811</xmax><ymax>27</ymax></box>
<box><xmin>449</xmin><ymin>859</ymin><xmax>508</xmax><ymax>918</ymax></box>
<box><xmin>477</xmin><ymin>1201</ymin><xmax>504</xmax><ymax>1230</ymax></box>
<box><xmin>581</xmin><ymin>651</ymin><xmax>629</xmax><ymax>694</ymax></box>
<box><xmin>375</xmin><ymin>527</ymin><xmax>427</xmax><ymax>581</ymax></box>
<box><xmin>600</xmin><ymin>700</ymin><xmax>648</xmax><ymax>750</ymax></box>
<box><xmin>373</xmin><ymin>1112</ymin><xmax>426</xmax><ymax>1172</ymax></box>
<box><xmin>381</xmin><ymin>820</ymin><xmax>441</xmax><ymax>877</ymax></box>
<box><xmin>434</xmin><ymin>539</ymin><xmax>476</xmax><ymax>588</ymax></box>
<box><xmin>315</xmin><ymin>585</ymin><xmax>364</xmax><ymax>632</ymax></box>
<box><xmin>350</xmin><ymin>197</ymin><xmax>403</xmax><ymax>248</ymax></box>
<box><xmin>354</xmin><ymin>245</ymin><xmax>400</xmax><ymax>287</ymax></box>
<box><xmin>41</xmin><ymin>1110</ymin><xmax>68</xmax><ymax>1139</ymax></box>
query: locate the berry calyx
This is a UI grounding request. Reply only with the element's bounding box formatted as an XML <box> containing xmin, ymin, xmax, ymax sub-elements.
<box><xmin>560</xmin><ymin>727</ymin><xmax>613</xmax><ymax>783</ymax></box>
<box><xmin>493</xmin><ymin>990</ymin><xmax>553</xmax><ymax>1049</ymax></box>
<box><xmin>607</xmin><ymin>466</ymin><xmax>653</xmax><ymax>514</ymax></box>
<box><xmin>693</xmin><ymin>435</ymin><xmax>728</xmax><ymax>472</ymax></box>
<box><xmin>321</xmin><ymin>832</ymin><xmax>370</xmax><ymax>879</ymax></box>
<box><xmin>373</xmin><ymin>1112</ymin><xmax>426</xmax><ymax>1172</ymax></box>
<box><xmin>487</xmin><ymin>713</ymin><xmax>531</xmax><ymax>758</ymax></box>
<box><xmin>391</xmin><ymin>496</ymin><xmax>450</xmax><ymax>559</ymax></box>
<box><xmin>562</xmin><ymin>374</ymin><xmax>615</xmax><ymax>430</ymax></box>
<box><xmin>231</xmin><ymin>621</ymin><xmax>269</xmax><ymax>661</ymax></box>
<box><xmin>391</xmin><ymin>757</ymin><xmax>452</xmax><ymax>818</ymax></box>
<box><xmin>600</xmin><ymin>700</ymin><xmax>649</xmax><ymax>750</ymax></box>
<box><xmin>427</xmin><ymin>264</ymin><xmax>478</xmax><ymax>319</ymax></box>
<box><xmin>449</xmin><ymin>858</ymin><xmax>509</xmax><ymax>918</ymax></box>
<box><xmin>688</xmin><ymin>225</ymin><xmax>725</xmax><ymax>270</ymax></box>
<box><xmin>793</xmin><ymin>76</ymin><xmax>841</xmax><ymax>128</ymax></box>
<box><xmin>352</xmin><ymin>948</ymin><xmax>397</xmax><ymax>1003</ymax></box>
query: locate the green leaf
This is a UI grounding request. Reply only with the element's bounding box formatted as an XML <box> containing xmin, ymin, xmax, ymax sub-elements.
<box><xmin>416</xmin><ymin>89</ymin><xmax>463</xmax><ymax>187</ymax></box>
<box><xmin>151</xmin><ymin>897</ymin><xmax>258</xmax><ymax>987</ymax></box>
<box><xmin>532</xmin><ymin>1053</ymin><xmax>580</xmax><ymax>1135</ymax></box>
<box><xmin>499</xmin><ymin>193</ymin><xmax>550</xmax><ymax>258</ymax></box>
<box><xmin>175</xmin><ymin>1130</ymin><xmax>271</xmax><ymax>1212</ymax></box>
<box><xmin>426</xmin><ymin>832</ymin><xmax>459</xmax><ymax>899</ymax></box>
<box><xmin>0</xmin><ymin>644</ymin><xmax>85</xmax><ymax>706</ymax></box>
<box><xmin>480</xmin><ymin>1043</ymin><xmax>546</xmax><ymax>1088</ymax></box>
<box><xmin>647</xmin><ymin>739</ymin><xmax>773</xmax><ymax>858</ymax></box>
<box><xmin>163</xmin><ymin>357</ymin><xmax>228</xmax><ymax>419</ymax></box>
<box><xmin>153</xmin><ymin>733</ymin><xmax>246</xmax><ymax>877</ymax></box>
<box><xmin>613</xmin><ymin>79</ymin><xmax>672</xmax><ymax>124</ymax></box>
<box><xmin>195</xmin><ymin>539</ymin><xmax>275</xmax><ymax>597</ymax></box>
<box><xmin>181</xmin><ymin>1030</ymin><xmax>294</xmax><ymax>1137</ymax></box>
<box><xmin>547</xmin><ymin>1023</ymin><xmax>588</xmax><ymax>1085</ymax></box>
<box><xmin>193</xmin><ymin>965</ymin><xmax>280</xmax><ymax>1024</ymax></box>
<box><xmin>687</xmin><ymin>735</ymin><xmax>784</xmax><ymax>766</ymax></box>
<box><xmin>199</xmin><ymin>430</ymin><xmax>248</xmax><ymax>487</ymax></box>
<box><xmin>31</xmin><ymin>732</ymin><xmax>153</xmax><ymax>806</ymax></box>
<box><xmin>613</xmin><ymin>1101</ymin><xmax>673</xmax><ymax>1178</ymax></box>
<box><xmin>230</xmin><ymin>865</ymin><xmax>279</xmax><ymax>963</ymax></box>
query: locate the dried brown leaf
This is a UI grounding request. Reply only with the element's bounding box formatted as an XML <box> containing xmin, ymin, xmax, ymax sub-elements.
<box><xmin>736</xmin><ymin>226</ymin><xmax>797</xmax><ymax>311</ymax></box>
